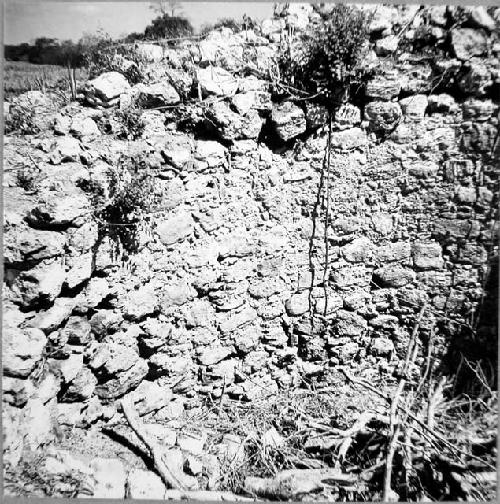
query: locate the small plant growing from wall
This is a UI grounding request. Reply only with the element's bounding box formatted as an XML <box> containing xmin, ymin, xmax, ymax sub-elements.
<box><xmin>277</xmin><ymin>5</ymin><xmax>372</xmax><ymax>323</ymax></box>
<box><xmin>278</xmin><ymin>4</ymin><xmax>371</xmax><ymax>113</ymax></box>
<box><xmin>78</xmin><ymin>155</ymin><xmax>157</xmax><ymax>258</ymax></box>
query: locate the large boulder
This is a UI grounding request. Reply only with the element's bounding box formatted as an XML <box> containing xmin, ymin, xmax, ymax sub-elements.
<box><xmin>4</xmin><ymin>225</ymin><xmax>66</xmax><ymax>268</ymax></box>
<box><xmin>205</xmin><ymin>101</ymin><xmax>263</xmax><ymax>141</ymax></box>
<box><xmin>90</xmin><ymin>343</ymin><xmax>148</xmax><ymax>401</ymax></box>
<box><xmin>86</xmin><ymin>72</ymin><xmax>131</xmax><ymax>107</ymax></box>
<box><xmin>135</xmin><ymin>82</ymin><xmax>180</xmax><ymax>108</ymax></box>
<box><xmin>196</xmin><ymin>66</ymin><xmax>239</xmax><ymax>97</ymax></box>
<box><xmin>271</xmin><ymin>102</ymin><xmax>306</xmax><ymax>142</ymax></box>
<box><xmin>27</xmin><ymin>188</ymin><xmax>90</xmax><ymax>229</ymax></box>
<box><xmin>8</xmin><ymin>260</ymin><xmax>67</xmax><ymax>307</ymax></box>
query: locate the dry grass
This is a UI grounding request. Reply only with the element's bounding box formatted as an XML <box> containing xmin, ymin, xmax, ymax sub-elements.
<box><xmin>4</xmin><ymin>61</ymin><xmax>89</xmax><ymax>99</ymax></box>
<box><xmin>3</xmin><ymin>451</ymin><xmax>93</xmax><ymax>498</ymax></box>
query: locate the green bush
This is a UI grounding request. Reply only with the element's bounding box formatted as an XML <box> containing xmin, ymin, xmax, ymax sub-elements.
<box><xmin>278</xmin><ymin>5</ymin><xmax>371</xmax><ymax>110</ymax></box>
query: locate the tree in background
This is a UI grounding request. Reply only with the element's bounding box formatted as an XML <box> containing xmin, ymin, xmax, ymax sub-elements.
<box><xmin>149</xmin><ymin>0</ymin><xmax>183</xmax><ymax>17</ymax></box>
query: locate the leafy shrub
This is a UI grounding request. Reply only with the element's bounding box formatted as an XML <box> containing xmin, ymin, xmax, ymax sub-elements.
<box><xmin>143</xmin><ymin>13</ymin><xmax>194</xmax><ymax>40</ymax></box>
<box><xmin>16</xmin><ymin>166</ymin><xmax>41</xmax><ymax>191</ymax></box>
<box><xmin>278</xmin><ymin>5</ymin><xmax>371</xmax><ymax>110</ymax></box>
<box><xmin>79</xmin><ymin>155</ymin><xmax>156</xmax><ymax>254</ymax></box>
<box><xmin>80</xmin><ymin>31</ymin><xmax>143</xmax><ymax>82</ymax></box>
<box><xmin>114</xmin><ymin>107</ymin><xmax>145</xmax><ymax>140</ymax></box>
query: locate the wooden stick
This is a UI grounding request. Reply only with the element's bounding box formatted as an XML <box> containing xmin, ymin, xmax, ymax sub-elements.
<box><xmin>120</xmin><ymin>397</ymin><xmax>187</xmax><ymax>490</ymax></box>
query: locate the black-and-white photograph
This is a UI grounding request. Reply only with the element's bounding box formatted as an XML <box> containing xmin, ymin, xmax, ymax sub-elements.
<box><xmin>2</xmin><ymin>1</ymin><xmax>498</xmax><ymax>501</ymax></box>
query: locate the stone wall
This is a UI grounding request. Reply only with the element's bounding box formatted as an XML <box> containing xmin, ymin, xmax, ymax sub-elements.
<box><xmin>3</xmin><ymin>3</ymin><xmax>499</xmax><ymax>471</ymax></box>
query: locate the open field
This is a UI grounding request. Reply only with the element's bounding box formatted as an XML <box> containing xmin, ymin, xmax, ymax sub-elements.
<box><xmin>4</xmin><ymin>61</ymin><xmax>89</xmax><ymax>99</ymax></box>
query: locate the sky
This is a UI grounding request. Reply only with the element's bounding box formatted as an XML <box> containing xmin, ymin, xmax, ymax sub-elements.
<box><xmin>4</xmin><ymin>1</ymin><xmax>275</xmax><ymax>44</ymax></box>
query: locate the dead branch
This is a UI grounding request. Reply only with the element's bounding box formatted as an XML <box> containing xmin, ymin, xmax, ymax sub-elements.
<box><xmin>120</xmin><ymin>397</ymin><xmax>187</xmax><ymax>490</ymax></box>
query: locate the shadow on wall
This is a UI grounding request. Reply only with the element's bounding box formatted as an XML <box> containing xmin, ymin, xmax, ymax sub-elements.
<box><xmin>442</xmin><ymin>256</ymin><xmax>498</xmax><ymax>397</ymax></box>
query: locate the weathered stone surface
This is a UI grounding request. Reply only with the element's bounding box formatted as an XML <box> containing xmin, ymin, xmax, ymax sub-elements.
<box><xmin>330</xmin><ymin>128</ymin><xmax>367</xmax><ymax>150</ymax></box>
<box><xmin>62</xmin><ymin>367</ymin><xmax>97</xmax><ymax>402</ymax></box>
<box><xmin>9</xmin><ymin>91</ymin><xmax>58</xmax><ymax>132</ymax></box>
<box><xmin>371</xmin><ymin>337</ymin><xmax>395</xmax><ymax>356</ymax></box>
<box><xmin>450</xmin><ymin>29</ymin><xmax>488</xmax><ymax>60</ymax></box>
<box><xmin>27</xmin><ymin>189</ymin><xmax>90</xmax><ymax>228</ymax></box>
<box><xmin>23</xmin><ymin>398</ymin><xmax>56</xmax><ymax>450</ymax></box>
<box><xmin>3</xmin><ymin>327</ymin><xmax>47</xmax><ymax>378</ymax></box>
<box><xmin>156</xmin><ymin>211</ymin><xmax>194</xmax><ymax>246</ymax></box>
<box><xmin>468</xmin><ymin>7</ymin><xmax>496</xmax><ymax>31</ymax></box>
<box><xmin>219</xmin><ymin>306</ymin><xmax>258</xmax><ymax>334</ymax></box>
<box><xmin>365</xmin><ymin>101</ymin><xmax>402</xmax><ymax>131</ymax></box>
<box><xmin>412</xmin><ymin>242</ymin><xmax>444</xmax><ymax>270</ymax></box>
<box><xmin>49</xmin><ymin>136</ymin><xmax>82</xmax><ymax>163</ymax></box>
<box><xmin>124</xmin><ymin>380</ymin><xmax>173</xmax><ymax>416</ymax></box>
<box><xmin>70</xmin><ymin>115</ymin><xmax>101</xmax><ymax>138</ymax></box>
<box><xmin>366</xmin><ymin>75</ymin><xmax>401</xmax><ymax>101</ymax></box>
<box><xmin>135</xmin><ymin>43</ymin><xmax>163</xmax><ymax>62</ymax></box>
<box><xmin>90</xmin><ymin>458</ymin><xmax>127</xmax><ymax>498</ymax></box>
<box><xmin>342</xmin><ymin>237</ymin><xmax>375</xmax><ymax>263</ymax></box>
<box><xmin>4</xmin><ymin>226</ymin><xmax>66</xmax><ymax>267</ymax></box>
<box><xmin>376</xmin><ymin>242</ymin><xmax>411</xmax><ymax>263</ymax></box>
<box><xmin>122</xmin><ymin>283</ymin><xmax>159</xmax><ymax>321</ymax></box>
<box><xmin>196</xmin><ymin>66</ymin><xmax>239</xmax><ymax>96</ymax></box>
<box><xmin>197</xmin><ymin>345</ymin><xmax>233</xmax><ymax>366</ymax></box>
<box><xmin>399</xmin><ymin>94</ymin><xmax>428</xmax><ymax>121</ymax></box>
<box><xmin>284</xmin><ymin>292</ymin><xmax>309</xmax><ymax>316</ymax></box>
<box><xmin>457</xmin><ymin>61</ymin><xmax>492</xmax><ymax>96</ymax></box>
<box><xmin>373</xmin><ymin>265</ymin><xmax>416</xmax><ymax>288</ymax></box>
<box><xmin>136</xmin><ymin>82</ymin><xmax>180</xmax><ymax>107</ymax></box>
<box><xmin>128</xmin><ymin>469</ymin><xmax>166</xmax><ymax>499</ymax></box>
<box><xmin>375</xmin><ymin>35</ymin><xmax>399</xmax><ymax>56</ymax></box>
<box><xmin>427</xmin><ymin>94</ymin><xmax>458</xmax><ymax>113</ymax></box>
<box><xmin>9</xmin><ymin>261</ymin><xmax>67</xmax><ymax>307</ymax></box>
<box><xmin>90</xmin><ymin>343</ymin><xmax>148</xmax><ymax>401</ymax></box>
<box><xmin>26</xmin><ymin>297</ymin><xmax>76</xmax><ymax>333</ymax></box>
<box><xmin>206</xmin><ymin>101</ymin><xmax>263</xmax><ymax>141</ymax></box>
<box><xmin>462</xmin><ymin>99</ymin><xmax>497</xmax><ymax>121</ymax></box>
<box><xmin>271</xmin><ymin>102</ymin><xmax>306</xmax><ymax>142</ymax></box>
<box><xmin>332</xmin><ymin>310</ymin><xmax>368</xmax><ymax>338</ymax></box>
<box><xmin>86</xmin><ymin>72</ymin><xmax>131</xmax><ymax>104</ymax></box>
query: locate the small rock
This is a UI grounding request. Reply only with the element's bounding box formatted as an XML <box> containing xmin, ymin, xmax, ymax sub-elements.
<box><xmin>271</xmin><ymin>102</ymin><xmax>306</xmax><ymax>142</ymax></box>
<box><xmin>399</xmin><ymin>94</ymin><xmax>428</xmax><ymax>121</ymax></box>
<box><xmin>365</xmin><ymin>101</ymin><xmax>402</xmax><ymax>131</ymax></box>
<box><xmin>412</xmin><ymin>242</ymin><xmax>444</xmax><ymax>270</ymax></box>
<box><xmin>375</xmin><ymin>35</ymin><xmax>399</xmax><ymax>56</ymax></box>
<box><xmin>177</xmin><ymin>431</ymin><xmax>207</xmax><ymax>455</ymax></box>
<box><xmin>156</xmin><ymin>211</ymin><xmax>194</xmax><ymax>246</ymax></box>
<box><xmin>450</xmin><ymin>29</ymin><xmax>488</xmax><ymax>60</ymax></box>
<box><xmin>374</xmin><ymin>265</ymin><xmax>416</xmax><ymax>288</ymax></box>
<box><xmin>198</xmin><ymin>345</ymin><xmax>232</xmax><ymax>366</ymax></box>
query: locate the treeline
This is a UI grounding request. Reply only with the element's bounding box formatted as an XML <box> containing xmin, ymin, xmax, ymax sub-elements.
<box><xmin>5</xmin><ymin>13</ymin><xmax>195</xmax><ymax>66</ymax></box>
